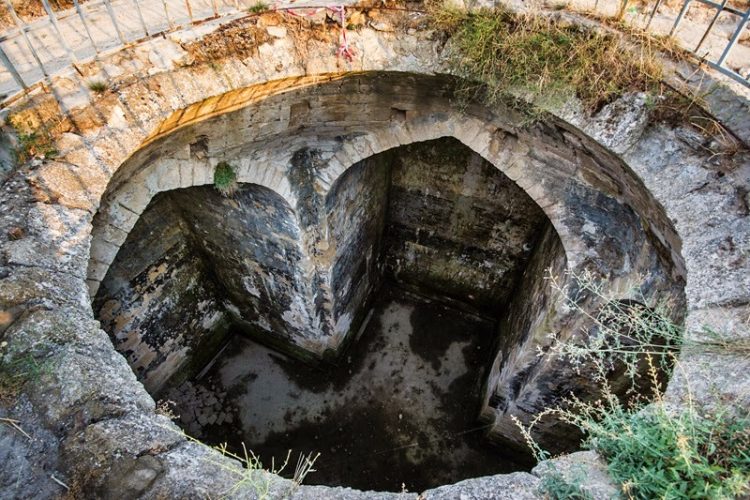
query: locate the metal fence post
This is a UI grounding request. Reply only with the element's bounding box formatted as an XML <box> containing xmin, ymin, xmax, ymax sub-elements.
<box><xmin>162</xmin><ymin>0</ymin><xmax>174</xmax><ymax>29</ymax></box>
<box><xmin>41</xmin><ymin>0</ymin><xmax>78</xmax><ymax>63</ymax></box>
<box><xmin>694</xmin><ymin>0</ymin><xmax>728</xmax><ymax>53</ymax></box>
<box><xmin>72</xmin><ymin>0</ymin><xmax>99</xmax><ymax>54</ymax></box>
<box><xmin>1</xmin><ymin>0</ymin><xmax>48</xmax><ymax>77</ymax></box>
<box><xmin>645</xmin><ymin>0</ymin><xmax>663</xmax><ymax>29</ymax></box>
<box><xmin>185</xmin><ymin>0</ymin><xmax>194</xmax><ymax>23</ymax></box>
<box><xmin>669</xmin><ymin>0</ymin><xmax>693</xmax><ymax>36</ymax></box>
<box><xmin>103</xmin><ymin>0</ymin><xmax>127</xmax><ymax>44</ymax></box>
<box><xmin>0</xmin><ymin>41</ymin><xmax>26</xmax><ymax>89</ymax></box>
<box><xmin>133</xmin><ymin>0</ymin><xmax>150</xmax><ymax>37</ymax></box>
<box><xmin>616</xmin><ymin>0</ymin><xmax>629</xmax><ymax>21</ymax></box>
<box><xmin>717</xmin><ymin>8</ymin><xmax>750</xmax><ymax>66</ymax></box>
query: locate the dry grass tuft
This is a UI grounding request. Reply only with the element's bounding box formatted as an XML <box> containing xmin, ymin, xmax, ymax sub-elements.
<box><xmin>430</xmin><ymin>4</ymin><xmax>665</xmax><ymax>112</ymax></box>
<box><xmin>87</xmin><ymin>80</ymin><xmax>108</xmax><ymax>94</ymax></box>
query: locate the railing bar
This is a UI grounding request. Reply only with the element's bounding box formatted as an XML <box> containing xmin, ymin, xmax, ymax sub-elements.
<box><xmin>0</xmin><ymin>28</ymin><xmax>20</xmax><ymax>41</ymax></box>
<box><xmin>0</xmin><ymin>0</ymin><xmax>747</xmax><ymax>97</ymax></box>
<box><xmin>72</xmin><ymin>0</ymin><xmax>99</xmax><ymax>54</ymax></box>
<box><xmin>102</xmin><ymin>0</ymin><xmax>126</xmax><ymax>44</ymax></box>
<box><xmin>41</xmin><ymin>0</ymin><xmax>78</xmax><ymax>63</ymax></box>
<box><xmin>716</xmin><ymin>8</ymin><xmax>750</xmax><ymax>66</ymax></box>
<box><xmin>690</xmin><ymin>0</ymin><xmax>745</xmax><ymax>17</ymax></box>
<box><xmin>162</xmin><ymin>0</ymin><xmax>174</xmax><ymax>29</ymax></box>
<box><xmin>0</xmin><ymin>43</ymin><xmax>27</xmax><ymax>89</ymax></box>
<box><xmin>705</xmin><ymin>59</ymin><xmax>750</xmax><ymax>86</ymax></box>
<box><xmin>616</xmin><ymin>0</ymin><xmax>629</xmax><ymax>21</ymax></box>
<box><xmin>694</xmin><ymin>0</ymin><xmax>728</xmax><ymax>53</ymax></box>
<box><xmin>132</xmin><ymin>0</ymin><xmax>150</xmax><ymax>37</ymax></box>
<box><xmin>669</xmin><ymin>0</ymin><xmax>693</xmax><ymax>36</ymax></box>
<box><xmin>185</xmin><ymin>0</ymin><xmax>194</xmax><ymax>23</ymax></box>
<box><xmin>645</xmin><ymin>0</ymin><xmax>664</xmax><ymax>29</ymax></box>
<box><xmin>1</xmin><ymin>0</ymin><xmax>48</xmax><ymax>77</ymax></box>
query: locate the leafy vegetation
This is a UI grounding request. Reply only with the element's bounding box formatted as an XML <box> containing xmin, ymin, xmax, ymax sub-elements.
<box><xmin>539</xmin><ymin>469</ymin><xmax>593</xmax><ymax>499</ymax></box>
<box><xmin>14</xmin><ymin>131</ymin><xmax>58</xmax><ymax>164</ymax></box>
<box><xmin>515</xmin><ymin>271</ymin><xmax>750</xmax><ymax>499</ymax></box>
<box><xmin>591</xmin><ymin>404</ymin><xmax>750</xmax><ymax>499</ymax></box>
<box><xmin>248</xmin><ymin>1</ymin><xmax>268</xmax><ymax>14</ymax></box>
<box><xmin>0</xmin><ymin>352</ymin><xmax>51</xmax><ymax>402</ymax></box>
<box><xmin>213</xmin><ymin>161</ymin><xmax>238</xmax><ymax>197</ymax></box>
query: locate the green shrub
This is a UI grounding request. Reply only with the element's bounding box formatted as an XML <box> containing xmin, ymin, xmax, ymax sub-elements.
<box><xmin>248</xmin><ymin>2</ymin><xmax>268</xmax><ymax>14</ymax></box>
<box><xmin>539</xmin><ymin>469</ymin><xmax>593</xmax><ymax>499</ymax></box>
<box><xmin>15</xmin><ymin>131</ymin><xmax>58</xmax><ymax>163</ymax></box>
<box><xmin>213</xmin><ymin>162</ymin><xmax>238</xmax><ymax>197</ymax></box>
<box><xmin>592</xmin><ymin>405</ymin><xmax>750</xmax><ymax>499</ymax></box>
<box><xmin>515</xmin><ymin>271</ymin><xmax>750</xmax><ymax>499</ymax></box>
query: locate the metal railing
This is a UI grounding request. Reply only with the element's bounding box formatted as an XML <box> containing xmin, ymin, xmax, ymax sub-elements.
<box><xmin>0</xmin><ymin>0</ymin><xmax>245</xmax><ymax>102</ymax></box>
<box><xmin>0</xmin><ymin>0</ymin><xmax>747</xmax><ymax>107</ymax></box>
<box><xmin>649</xmin><ymin>0</ymin><xmax>750</xmax><ymax>86</ymax></box>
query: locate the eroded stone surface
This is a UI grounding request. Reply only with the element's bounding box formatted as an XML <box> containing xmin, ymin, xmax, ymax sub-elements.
<box><xmin>532</xmin><ymin>451</ymin><xmax>619</xmax><ymax>499</ymax></box>
<box><xmin>421</xmin><ymin>472</ymin><xmax>541</xmax><ymax>500</ymax></box>
<box><xmin>385</xmin><ymin>138</ymin><xmax>547</xmax><ymax>312</ymax></box>
<box><xmin>94</xmin><ymin>193</ymin><xmax>229</xmax><ymax>393</ymax></box>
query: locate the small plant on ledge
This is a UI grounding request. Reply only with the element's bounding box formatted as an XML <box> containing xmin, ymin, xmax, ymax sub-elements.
<box><xmin>87</xmin><ymin>80</ymin><xmax>108</xmax><ymax>94</ymax></box>
<box><xmin>159</xmin><ymin>422</ymin><xmax>320</xmax><ymax>500</ymax></box>
<box><xmin>214</xmin><ymin>161</ymin><xmax>238</xmax><ymax>197</ymax></box>
<box><xmin>15</xmin><ymin>131</ymin><xmax>58</xmax><ymax>164</ymax></box>
<box><xmin>248</xmin><ymin>2</ymin><xmax>268</xmax><ymax>14</ymax></box>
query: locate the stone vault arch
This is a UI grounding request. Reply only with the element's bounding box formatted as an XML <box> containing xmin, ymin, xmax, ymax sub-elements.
<box><xmin>87</xmin><ymin>72</ymin><xmax>686</xmax><ymax>454</ymax></box>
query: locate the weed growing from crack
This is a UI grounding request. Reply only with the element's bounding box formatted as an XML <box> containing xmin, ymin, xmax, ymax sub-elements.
<box><xmin>0</xmin><ymin>352</ymin><xmax>52</xmax><ymax>402</ymax></box>
<box><xmin>155</xmin><ymin>399</ymin><xmax>180</xmax><ymax>420</ymax></box>
<box><xmin>160</xmin><ymin>423</ymin><xmax>319</xmax><ymax>499</ymax></box>
<box><xmin>213</xmin><ymin>161</ymin><xmax>238</xmax><ymax>197</ymax></box>
<box><xmin>14</xmin><ymin>131</ymin><xmax>58</xmax><ymax>164</ymax></box>
<box><xmin>87</xmin><ymin>80</ymin><xmax>108</xmax><ymax>94</ymax></box>
<box><xmin>539</xmin><ymin>468</ymin><xmax>593</xmax><ymax>499</ymax></box>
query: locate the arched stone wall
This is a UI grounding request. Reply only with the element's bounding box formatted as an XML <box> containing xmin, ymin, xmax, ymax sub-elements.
<box><xmin>89</xmin><ymin>74</ymin><xmax>683</xmax><ymax>288</ymax></box>
<box><xmin>1</xmin><ymin>13</ymin><xmax>745</xmax><ymax>495</ymax></box>
<box><xmin>85</xmin><ymin>72</ymin><xmax>686</xmax><ymax>452</ymax></box>
<box><xmin>93</xmin><ymin>182</ymin><xmax>315</xmax><ymax>393</ymax></box>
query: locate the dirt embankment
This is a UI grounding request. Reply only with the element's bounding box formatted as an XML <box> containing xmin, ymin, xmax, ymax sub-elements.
<box><xmin>0</xmin><ymin>1</ymin><xmax>79</xmax><ymax>30</ymax></box>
